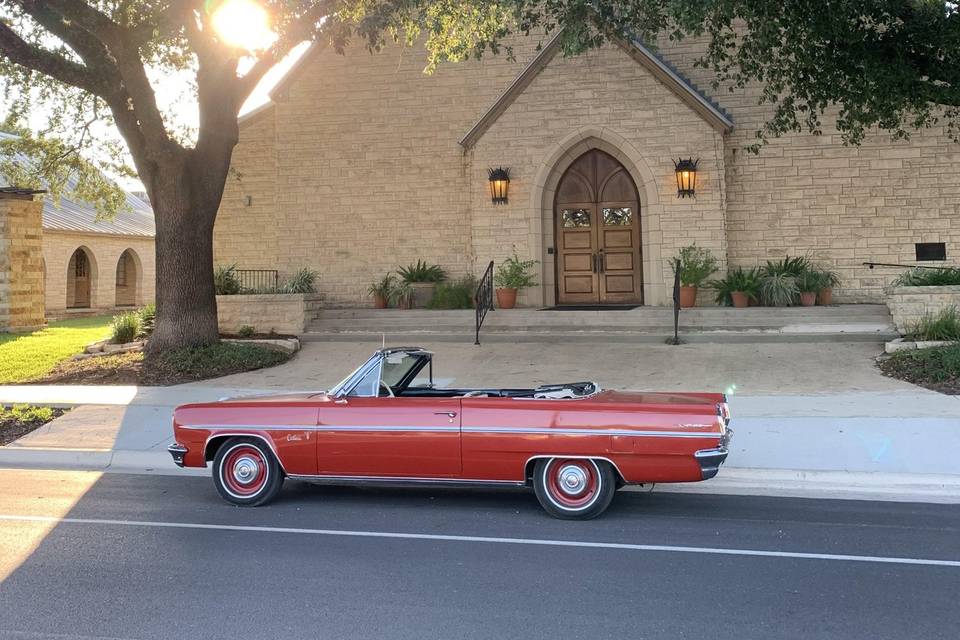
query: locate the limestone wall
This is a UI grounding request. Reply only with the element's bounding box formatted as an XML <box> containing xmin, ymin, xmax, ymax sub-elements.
<box><xmin>887</xmin><ymin>286</ymin><xmax>960</xmax><ymax>334</ymax></box>
<box><xmin>216</xmin><ymin>293</ymin><xmax>322</xmax><ymax>335</ymax></box>
<box><xmin>43</xmin><ymin>230</ymin><xmax>155</xmax><ymax>318</ymax></box>
<box><xmin>0</xmin><ymin>194</ymin><xmax>45</xmax><ymax>332</ymax></box>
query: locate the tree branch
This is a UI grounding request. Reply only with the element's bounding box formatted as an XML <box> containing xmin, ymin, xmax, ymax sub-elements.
<box><xmin>0</xmin><ymin>20</ymin><xmax>101</xmax><ymax>93</ymax></box>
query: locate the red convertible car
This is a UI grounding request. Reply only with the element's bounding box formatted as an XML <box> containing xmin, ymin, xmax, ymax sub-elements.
<box><xmin>170</xmin><ymin>347</ymin><xmax>732</xmax><ymax>519</ymax></box>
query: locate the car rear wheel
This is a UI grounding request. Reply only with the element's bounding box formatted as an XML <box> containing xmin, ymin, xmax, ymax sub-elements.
<box><xmin>213</xmin><ymin>437</ymin><xmax>284</xmax><ymax>506</ymax></box>
<box><xmin>532</xmin><ymin>457</ymin><xmax>615</xmax><ymax>520</ymax></box>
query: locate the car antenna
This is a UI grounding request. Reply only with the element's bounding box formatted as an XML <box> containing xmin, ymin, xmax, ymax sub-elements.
<box><xmin>381</xmin><ymin>333</ymin><xmax>386</xmax><ymax>349</ymax></box>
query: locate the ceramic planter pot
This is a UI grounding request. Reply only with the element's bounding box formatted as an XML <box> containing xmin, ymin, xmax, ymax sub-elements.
<box><xmin>679</xmin><ymin>285</ymin><xmax>698</xmax><ymax>308</ymax></box>
<box><xmin>410</xmin><ymin>282</ymin><xmax>436</xmax><ymax>308</ymax></box>
<box><xmin>496</xmin><ymin>288</ymin><xmax>518</xmax><ymax>309</ymax></box>
<box><xmin>730</xmin><ymin>291</ymin><xmax>750</xmax><ymax>308</ymax></box>
<box><xmin>799</xmin><ymin>291</ymin><xmax>817</xmax><ymax>307</ymax></box>
<box><xmin>372</xmin><ymin>294</ymin><xmax>388</xmax><ymax>309</ymax></box>
<box><xmin>818</xmin><ymin>287</ymin><xmax>833</xmax><ymax>305</ymax></box>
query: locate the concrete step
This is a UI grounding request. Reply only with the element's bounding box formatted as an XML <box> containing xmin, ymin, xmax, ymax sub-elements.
<box><xmin>302</xmin><ymin>330</ymin><xmax>896</xmax><ymax>344</ymax></box>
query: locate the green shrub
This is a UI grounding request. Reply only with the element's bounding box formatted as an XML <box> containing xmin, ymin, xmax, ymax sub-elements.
<box><xmin>389</xmin><ymin>280</ymin><xmax>413</xmax><ymax>307</ymax></box>
<box><xmin>110</xmin><ymin>312</ymin><xmax>141</xmax><ymax>344</ymax></box>
<box><xmin>708</xmin><ymin>267</ymin><xmax>761</xmax><ymax>306</ymax></box>
<box><xmin>906</xmin><ymin>306</ymin><xmax>960</xmax><ymax>342</ymax></box>
<box><xmin>214</xmin><ymin>264</ymin><xmax>242</xmax><ymax>295</ymax></box>
<box><xmin>398</xmin><ymin>260</ymin><xmax>446</xmax><ymax>283</ymax></box>
<box><xmin>283</xmin><ymin>268</ymin><xmax>318</xmax><ymax>293</ymax></box>
<box><xmin>136</xmin><ymin>303</ymin><xmax>156</xmax><ymax>339</ymax></box>
<box><xmin>817</xmin><ymin>269</ymin><xmax>841</xmax><ymax>288</ymax></box>
<box><xmin>495</xmin><ymin>253</ymin><xmax>538</xmax><ymax>290</ymax></box>
<box><xmin>0</xmin><ymin>404</ymin><xmax>54</xmax><ymax>423</ymax></box>
<box><xmin>760</xmin><ymin>273</ymin><xmax>799</xmax><ymax>307</ymax></box>
<box><xmin>893</xmin><ymin>268</ymin><xmax>960</xmax><ymax>287</ymax></box>
<box><xmin>238</xmin><ymin>325</ymin><xmax>256</xmax><ymax>338</ymax></box>
<box><xmin>671</xmin><ymin>245</ymin><xmax>719</xmax><ymax>287</ymax></box>
<box><xmin>429</xmin><ymin>276</ymin><xmax>478</xmax><ymax>309</ymax></box>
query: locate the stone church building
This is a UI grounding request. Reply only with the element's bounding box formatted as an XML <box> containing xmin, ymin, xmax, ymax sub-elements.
<box><xmin>214</xmin><ymin>31</ymin><xmax>959</xmax><ymax>307</ymax></box>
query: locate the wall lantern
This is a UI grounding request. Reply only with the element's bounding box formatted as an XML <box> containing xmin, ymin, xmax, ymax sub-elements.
<box><xmin>488</xmin><ymin>167</ymin><xmax>511</xmax><ymax>205</ymax></box>
<box><xmin>674</xmin><ymin>158</ymin><xmax>699</xmax><ymax>198</ymax></box>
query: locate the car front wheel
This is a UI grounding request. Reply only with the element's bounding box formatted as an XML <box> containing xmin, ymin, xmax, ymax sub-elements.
<box><xmin>213</xmin><ymin>437</ymin><xmax>284</xmax><ymax>506</ymax></box>
<box><xmin>532</xmin><ymin>457</ymin><xmax>615</xmax><ymax>520</ymax></box>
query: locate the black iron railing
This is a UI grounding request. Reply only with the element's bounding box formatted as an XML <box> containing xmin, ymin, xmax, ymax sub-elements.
<box><xmin>237</xmin><ymin>269</ymin><xmax>279</xmax><ymax>292</ymax></box>
<box><xmin>475</xmin><ymin>260</ymin><xmax>495</xmax><ymax>345</ymax></box>
<box><xmin>863</xmin><ymin>262</ymin><xmax>953</xmax><ymax>271</ymax></box>
<box><xmin>668</xmin><ymin>266</ymin><xmax>682</xmax><ymax>345</ymax></box>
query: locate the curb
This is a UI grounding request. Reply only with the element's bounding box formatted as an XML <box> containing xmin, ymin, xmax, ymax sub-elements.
<box><xmin>1</xmin><ymin>448</ymin><xmax>958</xmax><ymax>503</ymax></box>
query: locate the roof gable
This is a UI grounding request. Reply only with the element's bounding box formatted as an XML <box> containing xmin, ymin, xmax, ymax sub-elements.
<box><xmin>459</xmin><ymin>32</ymin><xmax>733</xmax><ymax>149</ymax></box>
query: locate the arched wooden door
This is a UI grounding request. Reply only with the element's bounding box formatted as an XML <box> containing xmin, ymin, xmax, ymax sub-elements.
<box><xmin>554</xmin><ymin>149</ymin><xmax>642</xmax><ymax>305</ymax></box>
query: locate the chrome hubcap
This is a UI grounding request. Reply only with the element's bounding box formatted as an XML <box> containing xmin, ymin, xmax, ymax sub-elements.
<box><xmin>232</xmin><ymin>455</ymin><xmax>260</xmax><ymax>485</ymax></box>
<box><xmin>557</xmin><ymin>464</ymin><xmax>588</xmax><ymax>496</ymax></box>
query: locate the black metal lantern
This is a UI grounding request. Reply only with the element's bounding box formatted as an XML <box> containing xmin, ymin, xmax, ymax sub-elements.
<box><xmin>674</xmin><ymin>158</ymin><xmax>699</xmax><ymax>198</ymax></box>
<box><xmin>488</xmin><ymin>167</ymin><xmax>510</xmax><ymax>205</ymax></box>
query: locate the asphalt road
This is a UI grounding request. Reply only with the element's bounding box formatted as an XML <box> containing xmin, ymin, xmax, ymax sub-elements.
<box><xmin>0</xmin><ymin>470</ymin><xmax>958</xmax><ymax>640</ymax></box>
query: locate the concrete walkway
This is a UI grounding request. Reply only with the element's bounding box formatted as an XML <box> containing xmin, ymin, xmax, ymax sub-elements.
<box><xmin>1</xmin><ymin>341</ymin><xmax>958</xmax><ymax>501</ymax></box>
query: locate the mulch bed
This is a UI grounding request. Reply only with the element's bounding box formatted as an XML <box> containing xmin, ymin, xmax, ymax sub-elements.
<box><xmin>0</xmin><ymin>408</ymin><xmax>67</xmax><ymax>446</ymax></box>
<box><xmin>33</xmin><ymin>341</ymin><xmax>293</xmax><ymax>386</ymax></box>
<box><xmin>877</xmin><ymin>347</ymin><xmax>960</xmax><ymax>395</ymax></box>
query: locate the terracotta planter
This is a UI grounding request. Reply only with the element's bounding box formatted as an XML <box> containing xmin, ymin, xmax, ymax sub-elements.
<box><xmin>409</xmin><ymin>282</ymin><xmax>436</xmax><ymax>309</ymax></box>
<box><xmin>799</xmin><ymin>291</ymin><xmax>817</xmax><ymax>307</ymax></box>
<box><xmin>679</xmin><ymin>285</ymin><xmax>698</xmax><ymax>308</ymax></box>
<box><xmin>496</xmin><ymin>287</ymin><xmax>518</xmax><ymax>309</ymax></box>
<box><xmin>818</xmin><ymin>287</ymin><xmax>833</xmax><ymax>305</ymax></box>
<box><xmin>730</xmin><ymin>291</ymin><xmax>750</xmax><ymax>309</ymax></box>
<box><xmin>372</xmin><ymin>294</ymin><xmax>388</xmax><ymax>309</ymax></box>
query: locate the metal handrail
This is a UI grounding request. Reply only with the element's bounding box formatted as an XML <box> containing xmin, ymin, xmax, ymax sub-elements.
<box><xmin>236</xmin><ymin>269</ymin><xmax>279</xmax><ymax>291</ymax></box>
<box><xmin>668</xmin><ymin>266</ymin><xmax>682</xmax><ymax>345</ymax></box>
<box><xmin>863</xmin><ymin>262</ymin><xmax>954</xmax><ymax>271</ymax></box>
<box><xmin>475</xmin><ymin>260</ymin><xmax>495</xmax><ymax>345</ymax></box>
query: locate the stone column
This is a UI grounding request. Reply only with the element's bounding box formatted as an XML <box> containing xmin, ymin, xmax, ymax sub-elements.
<box><xmin>0</xmin><ymin>189</ymin><xmax>45</xmax><ymax>332</ymax></box>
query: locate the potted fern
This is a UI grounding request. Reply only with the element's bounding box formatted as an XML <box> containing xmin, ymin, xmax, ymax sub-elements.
<box><xmin>796</xmin><ymin>269</ymin><xmax>822</xmax><ymax>307</ymax></box>
<box><xmin>817</xmin><ymin>269</ymin><xmax>840</xmax><ymax>305</ymax></box>
<box><xmin>672</xmin><ymin>245</ymin><xmax>719</xmax><ymax>308</ymax></box>
<box><xmin>367</xmin><ymin>274</ymin><xmax>395</xmax><ymax>309</ymax></box>
<box><xmin>708</xmin><ymin>267</ymin><xmax>761</xmax><ymax>308</ymax></box>
<box><xmin>494</xmin><ymin>252</ymin><xmax>538</xmax><ymax>309</ymax></box>
<box><xmin>398</xmin><ymin>260</ymin><xmax>446</xmax><ymax>308</ymax></box>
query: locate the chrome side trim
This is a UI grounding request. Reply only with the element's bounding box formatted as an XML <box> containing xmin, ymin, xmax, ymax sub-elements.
<box><xmin>202</xmin><ymin>432</ymin><xmax>289</xmax><ymax>474</ymax></box>
<box><xmin>465</xmin><ymin>427</ymin><xmax>721</xmax><ymax>438</ymax></box>
<box><xmin>182</xmin><ymin>424</ymin><xmax>722</xmax><ymax>438</ymax></box>
<box><xmin>286</xmin><ymin>474</ymin><xmax>526</xmax><ymax>489</ymax></box>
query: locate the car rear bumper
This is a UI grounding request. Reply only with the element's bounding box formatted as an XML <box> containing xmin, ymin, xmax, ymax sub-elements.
<box><xmin>167</xmin><ymin>443</ymin><xmax>188</xmax><ymax>468</ymax></box>
<box><xmin>695</xmin><ymin>428</ymin><xmax>732</xmax><ymax>480</ymax></box>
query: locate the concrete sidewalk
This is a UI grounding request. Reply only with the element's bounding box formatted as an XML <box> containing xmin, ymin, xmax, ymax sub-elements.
<box><xmin>1</xmin><ymin>341</ymin><xmax>958</xmax><ymax>502</ymax></box>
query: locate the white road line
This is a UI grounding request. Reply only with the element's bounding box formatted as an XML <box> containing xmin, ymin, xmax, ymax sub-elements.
<box><xmin>1</xmin><ymin>514</ymin><xmax>958</xmax><ymax>568</ymax></box>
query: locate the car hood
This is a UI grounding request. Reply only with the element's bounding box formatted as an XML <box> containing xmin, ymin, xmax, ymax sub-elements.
<box><xmin>212</xmin><ymin>391</ymin><xmax>328</xmax><ymax>404</ymax></box>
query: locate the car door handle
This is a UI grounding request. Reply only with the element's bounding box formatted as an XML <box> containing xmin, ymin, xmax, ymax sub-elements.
<box><xmin>434</xmin><ymin>412</ymin><xmax>457</xmax><ymax>418</ymax></box>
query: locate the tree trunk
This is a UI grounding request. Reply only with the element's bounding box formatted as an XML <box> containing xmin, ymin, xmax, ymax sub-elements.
<box><xmin>146</xmin><ymin>158</ymin><xmax>222</xmax><ymax>353</ymax></box>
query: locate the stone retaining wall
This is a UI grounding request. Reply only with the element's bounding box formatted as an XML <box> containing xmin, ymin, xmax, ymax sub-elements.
<box><xmin>216</xmin><ymin>293</ymin><xmax>321</xmax><ymax>335</ymax></box>
<box><xmin>886</xmin><ymin>286</ymin><xmax>960</xmax><ymax>334</ymax></box>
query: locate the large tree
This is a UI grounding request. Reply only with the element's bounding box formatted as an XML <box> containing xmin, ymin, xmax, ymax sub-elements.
<box><xmin>1</xmin><ymin>1</ymin><xmax>957</xmax><ymax>350</ymax></box>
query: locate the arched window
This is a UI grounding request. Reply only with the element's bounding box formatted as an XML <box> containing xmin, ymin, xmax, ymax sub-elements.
<box><xmin>115</xmin><ymin>249</ymin><xmax>140</xmax><ymax>307</ymax></box>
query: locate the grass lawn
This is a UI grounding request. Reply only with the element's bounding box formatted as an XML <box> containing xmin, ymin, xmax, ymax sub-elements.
<box><xmin>0</xmin><ymin>316</ymin><xmax>112</xmax><ymax>384</ymax></box>
<box><xmin>879</xmin><ymin>343</ymin><xmax>960</xmax><ymax>395</ymax></box>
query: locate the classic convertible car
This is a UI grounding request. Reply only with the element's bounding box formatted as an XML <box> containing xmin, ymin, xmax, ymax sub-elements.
<box><xmin>170</xmin><ymin>347</ymin><xmax>732</xmax><ymax>519</ymax></box>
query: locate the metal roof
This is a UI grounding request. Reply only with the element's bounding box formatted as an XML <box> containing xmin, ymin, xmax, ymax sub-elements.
<box><xmin>0</xmin><ymin>132</ymin><xmax>155</xmax><ymax>237</ymax></box>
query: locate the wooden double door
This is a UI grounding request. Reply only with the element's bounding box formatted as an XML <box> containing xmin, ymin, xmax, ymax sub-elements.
<box><xmin>555</xmin><ymin>150</ymin><xmax>643</xmax><ymax>305</ymax></box>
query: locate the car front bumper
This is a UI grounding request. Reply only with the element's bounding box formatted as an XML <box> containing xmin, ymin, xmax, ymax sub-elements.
<box><xmin>167</xmin><ymin>443</ymin><xmax>188</xmax><ymax>468</ymax></box>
